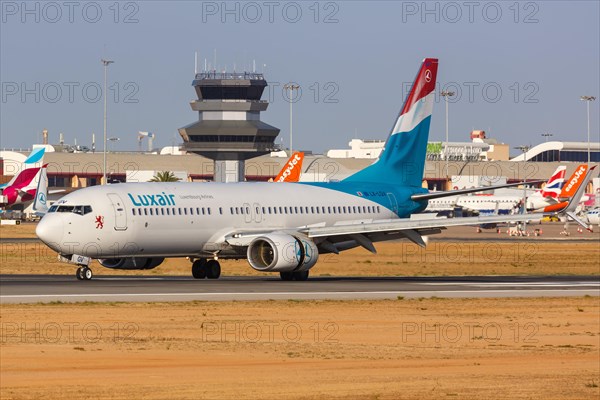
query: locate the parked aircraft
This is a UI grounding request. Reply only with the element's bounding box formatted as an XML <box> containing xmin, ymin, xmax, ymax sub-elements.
<box><xmin>0</xmin><ymin>148</ymin><xmax>46</xmax><ymax>209</ymax></box>
<box><xmin>274</xmin><ymin>152</ymin><xmax>304</xmax><ymax>182</ymax></box>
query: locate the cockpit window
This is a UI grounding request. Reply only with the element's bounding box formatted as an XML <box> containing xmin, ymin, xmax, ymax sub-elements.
<box><xmin>52</xmin><ymin>205</ymin><xmax>93</xmax><ymax>215</ymax></box>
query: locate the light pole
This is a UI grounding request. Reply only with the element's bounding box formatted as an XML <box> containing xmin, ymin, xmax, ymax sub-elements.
<box><xmin>541</xmin><ymin>132</ymin><xmax>553</xmax><ymax>142</ymax></box>
<box><xmin>284</xmin><ymin>83</ymin><xmax>300</xmax><ymax>155</ymax></box>
<box><xmin>101</xmin><ymin>58</ymin><xmax>114</xmax><ymax>184</ymax></box>
<box><xmin>515</xmin><ymin>145</ymin><xmax>530</xmax><ymax>234</ymax></box>
<box><xmin>580</xmin><ymin>96</ymin><xmax>596</xmax><ymax>166</ymax></box>
<box><xmin>541</xmin><ymin>133</ymin><xmax>553</xmax><ymax>162</ymax></box>
<box><xmin>440</xmin><ymin>90</ymin><xmax>455</xmax><ymax>186</ymax></box>
<box><xmin>108</xmin><ymin>137</ymin><xmax>120</xmax><ymax>152</ymax></box>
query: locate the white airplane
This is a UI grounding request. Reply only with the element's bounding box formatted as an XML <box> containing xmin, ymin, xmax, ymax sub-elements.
<box><xmin>586</xmin><ymin>208</ymin><xmax>600</xmax><ymax>226</ymax></box>
<box><xmin>426</xmin><ymin>165</ymin><xmax>590</xmax><ymax>216</ymax></box>
<box><xmin>35</xmin><ymin>58</ymin><xmax>592</xmax><ymax>281</ymax></box>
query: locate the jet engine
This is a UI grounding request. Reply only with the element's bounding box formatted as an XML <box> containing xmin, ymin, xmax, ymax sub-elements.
<box><xmin>247</xmin><ymin>233</ymin><xmax>318</xmax><ymax>272</ymax></box>
<box><xmin>98</xmin><ymin>257</ymin><xmax>165</xmax><ymax>270</ymax></box>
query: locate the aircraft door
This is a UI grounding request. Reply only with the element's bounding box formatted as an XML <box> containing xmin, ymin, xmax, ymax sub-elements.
<box><xmin>387</xmin><ymin>193</ymin><xmax>398</xmax><ymax>216</ymax></box>
<box><xmin>107</xmin><ymin>193</ymin><xmax>128</xmax><ymax>231</ymax></box>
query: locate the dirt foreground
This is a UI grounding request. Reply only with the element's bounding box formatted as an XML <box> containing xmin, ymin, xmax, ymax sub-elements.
<box><xmin>1</xmin><ymin>297</ymin><xmax>599</xmax><ymax>399</ymax></box>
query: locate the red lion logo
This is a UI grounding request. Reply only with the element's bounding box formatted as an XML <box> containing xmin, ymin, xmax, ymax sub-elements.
<box><xmin>95</xmin><ymin>215</ymin><xmax>104</xmax><ymax>229</ymax></box>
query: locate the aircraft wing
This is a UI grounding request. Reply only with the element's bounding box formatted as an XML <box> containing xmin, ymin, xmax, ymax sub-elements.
<box><xmin>411</xmin><ymin>180</ymin><xmax>544</xmax><ymax>201</ymax></box>
<box><xmin>225</xmin><ymin>167</ymin><xmax>595</xmax><ymax>252</ymax></box>
<box><xmin>293</xmin><ymin>213</ymin><xmax>543</xmax><ymax>251</ymax></box>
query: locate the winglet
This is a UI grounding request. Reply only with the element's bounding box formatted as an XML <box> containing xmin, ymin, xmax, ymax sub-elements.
<box><xmin>561</xmin><ymin>165</ymin><xmax>597</xmax><ymax>230</ymax></box>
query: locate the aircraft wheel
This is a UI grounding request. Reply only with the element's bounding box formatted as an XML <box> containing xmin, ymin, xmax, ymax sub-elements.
<box><xmin>280</xmin><ymin>271</ymin><xmax>294</xmax><ymax>281</ymax></box>
<box><xmin>82</xmin><ymin>267</ymin><xmax>93</xmax><ymax>280</ymax></box>
<box><xmin>292</xmin><ymin>271</ymin><xmax>309</xmax><ymax>281</ymax></box>
<box><xmin>206</xmin><ymin>260</ymin><xmax>221</xmax><ymax>279</ymax></box>
<box><xmin>192</xmin><ymin>259</ymin><xmax>207</xmax><ymax>279</ymax></box>
<box><xmin>76</xmin><ymin>267</ymin><xmax>84</xmax><ymax>280</ymax></box>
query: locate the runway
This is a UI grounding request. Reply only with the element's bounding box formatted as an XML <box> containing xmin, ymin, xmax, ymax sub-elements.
<box><xmin>1</xmin><ymin>275</ymin><xmax>598</xmax><ymax>303</ymax></box>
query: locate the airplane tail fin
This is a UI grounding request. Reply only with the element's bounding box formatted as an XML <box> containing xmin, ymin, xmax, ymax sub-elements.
<box><xmin>1</xmin><ymin>148</ymin><xmax>46</xmax><ymax>189</ymax></box>
<box><xmin>275</xmin><ymin>152</ymin><xmax>304</xmax><ymax>182</ymax></box>
<box><xmin>562</xmin><ymin>165</ymin><xmax>597</xmax><ymax>230</ymax></box>
<box><xmin>24</xmin><ymin>147</ymin><xmax>46</xmax><ymax>165</ymax></box>
<box><xmin>540</xmin><ymin>166</ymin><xmax>566</xmax><ymax>199</ymax></box>
<box><xmin>560</xmin><ymin>164</ymin><xmax>588</xmax><ymax>198</ymax></box>
<box><xmin>32</xmin><ymin>165</ymin><xmax>49</xmax><ymax>216</ymax></box>
<box><xmin>344</xmin><ymin>58</ymin><xmax>438</xmax><ymax>186</ymax></box>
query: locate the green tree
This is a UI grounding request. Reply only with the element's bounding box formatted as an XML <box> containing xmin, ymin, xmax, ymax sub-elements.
<box><xmin>149</xmin><ymin>171</ymin><xmax>181</xmax><ymax>182</ymax></box>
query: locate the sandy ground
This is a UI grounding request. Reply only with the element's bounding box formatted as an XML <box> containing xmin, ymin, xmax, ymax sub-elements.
<box><xmin>1</xmin><ymin>297</ymin><xmax>599</xmax><ymax>399</ymax></box>
<box><xmin>2</xmin><ymin>222</ymin><xmax>598</xmax><ymax>277</ymax></box>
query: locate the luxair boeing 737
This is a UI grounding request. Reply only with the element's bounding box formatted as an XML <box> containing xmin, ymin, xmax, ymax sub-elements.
<box><xmin>35</xmin><ymin>58</ymin><xmax>594</xmax><ymax>281</ymax></box>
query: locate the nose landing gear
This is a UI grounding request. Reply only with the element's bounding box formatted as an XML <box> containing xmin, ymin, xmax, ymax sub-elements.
<box><xmin>76</xmin><ymin>266</ymin><xmax>93</xmax><ymax>280</ymax></box>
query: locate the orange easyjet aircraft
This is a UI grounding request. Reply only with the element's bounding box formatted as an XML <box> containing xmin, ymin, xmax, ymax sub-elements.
<box><xmin>274</xmin><ymin>152</ymin><xmax>304</xmax><ymax>182</ymax></box>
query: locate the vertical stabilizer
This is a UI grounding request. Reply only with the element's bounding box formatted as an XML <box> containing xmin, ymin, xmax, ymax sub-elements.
<box><xmin>344</xmin><ymin>58</ymin><xmax>438</xmax><ymax>186</ymax></box>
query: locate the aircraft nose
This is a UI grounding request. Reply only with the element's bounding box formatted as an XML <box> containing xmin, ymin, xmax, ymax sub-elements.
<box><xmin>36</xmin><ymin>215</ymin><xmax>64</xmax><ymax>252</ymax></box>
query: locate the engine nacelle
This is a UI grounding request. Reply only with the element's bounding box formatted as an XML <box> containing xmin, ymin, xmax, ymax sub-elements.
<box><xmin>98</xmin><ymin>257</ymin><xmax>165</xmax><ymax>270</ymax></box>
<box><xmin>247</xmin><ymin>233</ymin><xmax>318</xmax><ymax>272</ymax></box>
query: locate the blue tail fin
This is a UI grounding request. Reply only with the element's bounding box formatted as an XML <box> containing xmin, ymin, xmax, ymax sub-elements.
<box><xmin>344</xmin><ymin>58</ymin><xmax>438</xmax><ymax>187</ymax></box>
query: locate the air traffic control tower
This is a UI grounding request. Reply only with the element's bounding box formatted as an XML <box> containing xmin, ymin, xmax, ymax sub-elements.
<box><xmin>178</xmin><ymin>71</ymin><xmax>280</xmax><ymax>182</ymax></box>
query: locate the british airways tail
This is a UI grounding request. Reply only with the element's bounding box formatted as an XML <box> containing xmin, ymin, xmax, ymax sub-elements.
<box><xmin>344</xmin><ymin>58</ymin><xmax>438</xmax><ymax>187</ymax></box>
<box><xmin>540</xmin><ymin>165</ymin><xmax>566</xmax><ymax>199</ymax></box>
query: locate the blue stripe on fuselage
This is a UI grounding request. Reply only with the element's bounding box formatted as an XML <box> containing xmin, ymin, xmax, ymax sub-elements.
<box><xmin>300</xmin><ymin>181</ymin><xmax>428</xmax><ymax>217</ymax></box>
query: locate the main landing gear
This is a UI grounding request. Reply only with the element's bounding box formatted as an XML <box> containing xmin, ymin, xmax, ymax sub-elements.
<box><xmin>192</xmin><ymin>258</ymin><xmax>221</xmax><ymax>279</ymax></box>
<box><xmin>76</xmin><ymin>266</ymin><xmax>93</xmax><ymax>281</ymax></box>
<box><xmin>279</xmin><ymin>271</ymin><xmax>310</xmax><ymax>281</ymax></box>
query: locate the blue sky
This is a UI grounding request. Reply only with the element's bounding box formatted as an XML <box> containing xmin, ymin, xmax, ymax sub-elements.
<box><xmin>1</xmin><ymin>1</ymin><xmax>599</xmax><ymax>154</ymax></box>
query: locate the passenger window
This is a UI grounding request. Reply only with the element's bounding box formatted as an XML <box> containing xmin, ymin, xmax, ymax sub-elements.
<box><xmin>132</xmin><ymin>209</ymin><xmax>136</xmax><ymax>216</ymax></box>
<box><xmin>149</xmin><ymin>209</ymin><xmax>154</xmax><ymax>216</ymax></box>
<box><xmin>246</xmin><ymin>207</ymin><xmax>251</xmax><ymax>214</ymax></box>
<box><xmin>208</xmin><ymin>208</ymin><xmax>211</xmax><ymax>215</ymax></box>
<box><xmin>144</xmin><ymin>209</ymin><xmax>148</xmax><ymax>216</ymax></box>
